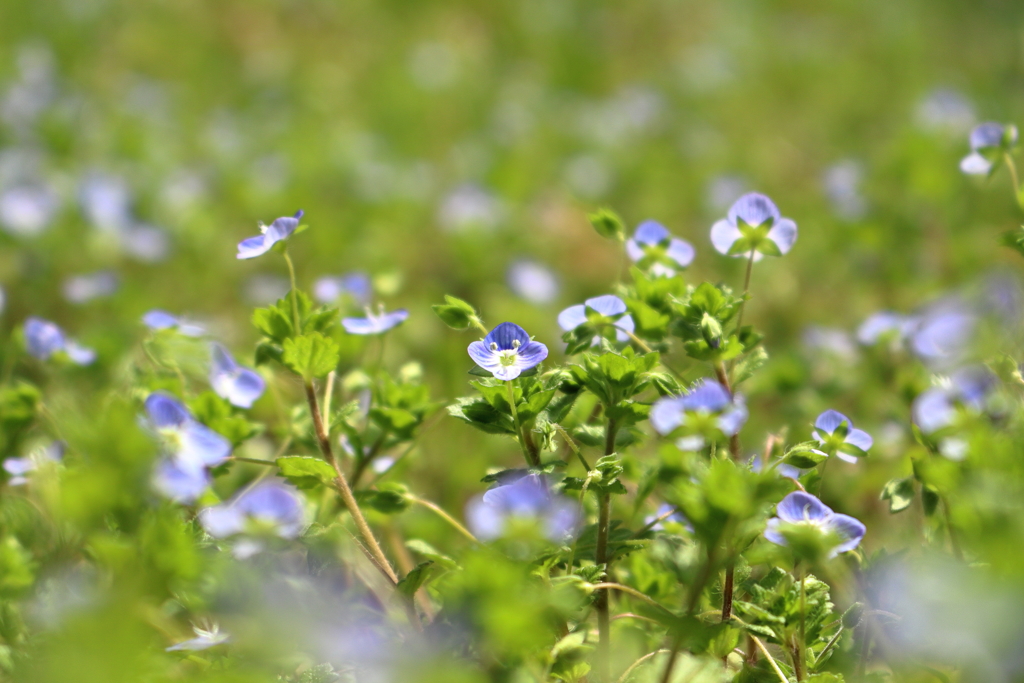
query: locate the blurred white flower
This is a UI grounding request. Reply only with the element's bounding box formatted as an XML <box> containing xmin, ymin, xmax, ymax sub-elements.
<box><xmin>437</xmin><ymin>184</ymin><xmax>502</xmax><ymax>232</ymax></box>
<box><xmin>62</xmin><ymin>271</ymin><xmax>119</xmax><ymax>304</ymax></box>
<box><xmin>507</xmin><ymin>259</ymin><xmax>559</xmax><ymax>304</ymax></box>
<box><xmin>0</xmin><ymin>184</ymin><xmax>58</xmax><ymax>237</ymax></box>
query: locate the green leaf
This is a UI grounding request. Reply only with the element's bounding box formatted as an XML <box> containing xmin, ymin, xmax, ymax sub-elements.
<box><xmin>782</xmin><ymin>444</ymin><xmax>827</xmax><ymax>470</ymax></box>
<box><xmin>357</xmin><ymin>484</ymin><xmax>411</xmax><ymax>513</ymax></box>
<box><xmin>432</xmin><ymin>295</ymin><xmax>478</xmax><ymax>330</ymax></box>
<box><xmin>282</xmin><ymin>332</ymin><xmax>340</xmax><ymax>379</ymax></box>
<box><xmin>397</xmin><ymin>561</ymin><xmax>436</xmax><ymax>598</ymax></box>
<box><xmin>588</xmin><ymin>207</ymin><xmax>625</xmax><ymax>241</ymax></box>
<box><xmin>276</xmin><ymin>456</ymin><xmax>337</xmax><ymax>489</ymax></box>
<box><xmin>405</xmin><ymin>539</ymin><xmax>459</xmax><ymax>570</ymax></box>
<box><xmin>881</xmin><ymin>476</ymin><xmax>916</xmax><ymax>513</ymax></box>
<box><xmin>921</xmin><ymin>484</ymin><xmax>941</xmax><ymax>516</ymax></box>
<box><xmin>732</xmin><ymin>347</ymin><xmax>768</xmax><ymax>386</ymax></box>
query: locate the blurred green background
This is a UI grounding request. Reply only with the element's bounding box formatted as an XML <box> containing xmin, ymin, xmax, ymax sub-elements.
<box><xmin>2</xmin><ymin>0</ymin><xmax>1024</xmax><ymax>601</ymax></box>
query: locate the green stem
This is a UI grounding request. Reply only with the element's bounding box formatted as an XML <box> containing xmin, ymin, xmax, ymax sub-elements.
<box><xmin>507</xmin><ymin>380</ymin><xmax>539</xmax><ymax>467</ymax></box>
<box><xmin>817</xmin><ymin>454</ymin><xmax>831</xmax><ymax>496</ymax></box>
<box><xmin>554</xmin><ymin>423</ymin><xmax>592</xmax><ymax>471</ymax></box>
<box><xmin>734</xmin><ymin>249</ymin><xmax>756</xmax><ymax>333</ymax></box>
<box><xmin>750</xmin><ymin>635</ymin><xmax>790</xmax><ymax>683</ymax></box>
<box><xmin>282</xmin><ymin>250</ymin><xmax>301</xmax><ymax>333</ymax></box>
<box><xmin>351</xmin><ymin>429</ymin><xmax>389</xmax><ymax>488</ymax></box>
<box><xmin>595</xmin><ymin>417</ymin><xmax>619</xmax><ymax>683</ymax></box>
<box><xmin>407</xmin><ymin>494</ymin><xmax>479</xmax><ymax>543</ymax></box>
<box><xmin>942</xmin><ymin>496</ymin><xmax>964</xmax><ymax>560</ymax></box>
<box><xmin>658</xmin><ymin>545</ymin><xmax>719</xmax><ymax>683</ymax></box>
<box><xmin>796</xmin><ymin>565</ymin><xmax>806</xmax><ymax>682</ymax></box>
<box><xmin>1005</xmin><ymin>153</ymin><xmax>1023</xmax><ymax>210</ymax></box>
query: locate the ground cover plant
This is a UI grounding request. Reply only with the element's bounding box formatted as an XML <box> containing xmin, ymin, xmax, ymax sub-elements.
<box><xmin>2</xmin><ymin>1</ymin><xmax>1024</xmax><ymax>682</ymax></box>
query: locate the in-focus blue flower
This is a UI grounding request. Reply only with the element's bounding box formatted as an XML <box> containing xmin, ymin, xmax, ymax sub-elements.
<box><xmin>199</xmin><ymin>481</ymin><xmax>304</xmax><ymax>540</ymax></box>
<box><xmin>710</xmin><ymin>192</ymin><xmax>797</xmax><ymax>262</ymax></box>
<box><xmin>557</xmin><ymin>295</ymin><xmax>635</xmax><ymax>344</ymax></box>
<box><xmin>960</xmin><ymin>122</ymin><xmax>1018</xmax><ymax>175</ymax></box>
<box><xmin>465</xmin><ymin>473</ymin><xmax>578</xmax><ymax>542</ymax></box>
<box><xmin>650</xmin><ymin>380</ymin><xmax>748</xmax><ymax>438</ymax></box>
<box><xmin>314</xmin><ymin>272</ymin><xmax>372</xmax><ymax>305</ymax></box>
<box><xmin>210</xmin><ymin>343</ymin><xmax>265</xmax><ymax>409</ymax></box>
<box><xmin>764</xmin><ymin>491</ymin><xmax>865</xmax><ymax>558</ymax></box>
<box><xmin>142</xmin><ymin>310</ymin><xmax>206</xmax><ymax>337</ymax></box>
<box><xmin>342</xmin><ymin>307</ymin><xmax>409</xmax><ymax>335</ymax></box>
<box><xmin>236</xmin><ymin>210</ymin><xmax>303</xmax><ymax>260</ymax></box>
<box><xmin>145</xmin><ymin>393</ymin><xmax>230</xmax><ymax>502</ymax></box>
<box><xmin>467</xmin><ymin>322</ymin><xmax>548</xmax><ymax>381</ymax></box>
<box><xmin>23</xmin><ymin>317</ymin><xmax>96</xmax><ymax>365</ymax></box>
<box><xmin>166</xmin><ymin>624</ymin><xmax>230</xmax><ymax>652</ymax></box>
<box><xmin>811</xmin><ymin>409</ymin><xmax>873</xmax><ymax>464</ymax></box>
<box><xmin>507</xmin><ymin>259</ymin><xmax>559</xmax><ymax>304</ymax></box>
<box><xmin>625</xmin><ymin>220</ymin><xmax>695</xmax><ymax>276</ymax></box>
<box><xmin>3</xmin><ymin>441</ymin><xmax>64</xmax><ymax>485</ymax></box>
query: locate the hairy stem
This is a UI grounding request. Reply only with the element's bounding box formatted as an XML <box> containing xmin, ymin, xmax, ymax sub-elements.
<box><xmin>507</xmin><ymin>380</ymin><xmax>539</xmax><ymax>467</ymax></box>
<box><xmin>734</xmin><ymin>249</ymin><xmax>756</xmax><ymax>332</ymax></box>
<box><xmin>407</xmin><ymin>494</ymin><xmax>479</xmax><ymax>543</ymax></box>
<box><xmin>304</xmin><ymin>380</ymin><xmax>398</xmax><ymax>585</ymax></box>
<box><xmin>595</xmin><ymin>417</ymin><xmax>619</xmax><ymax>683</ymax></box>
<box><xmin>796</xmin><ymin>566</ymin><xmax>806</xmax><ymax>682</ymax></box>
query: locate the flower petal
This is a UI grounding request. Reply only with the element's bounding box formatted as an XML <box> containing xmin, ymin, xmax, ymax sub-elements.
<box><xmin>24</xmin><ymin>317</ymin><xmax>65</xmax><ymax>359</ymax></box>
<box><xmin>200</xmin><ymin>504</ymin><xmax>246</xmax><ymax>538</ymax></box>
<box><xmin>959</xmin><ymin>152</ymin><xmax>992</xmax><ymax>175</ymax></box>
<box><xmin>236</xmin><ymin>235</ymin><xmax>271</xmax><ymax>260</ymax></box>
<box><xmin>666</xmin><ymin>238</ymin><xmax>695</xmax><ymax>268</ymax></box>
<box><xmin>776</xmin><ymin>491</ymin><xmax>833</xmax><ymax>523</ymax></box>
<box><xmin>650</xmin><ymin>396</ymin><xmax>686</xmax><ymax>435</ymax></box>
<box><xmin>557</xmin><ymin>304</ymin><xmax>588</xmax><ymax>331</ymax></box>
<box><xmin>728</xmin><ymin>192</ymin><xmax>781</xmax><ymax>227</ymax></box>
<box><xmin>856</xmin><ymin>311</ymin><xmax>907</xmax><ymax>344</ymax></box>
<box><xmin>814</xmin><ymin>409</ymin><xmax>849</xmax><ymax>435</ymax></box>
<box><xmin>145</xmin><ymin>393</ymin><xmax>191</xmax><ymax>429</ymax></box>
<box><xmin>969</xmin><ymin>122</ymin><xmax>1005</xmax><ymax>150</ymax></box>
<box><xmin>468</xmin><ymin>340</ymin><xmax>501</xmax><ymax>372</ymax></box>
<box><xmin>514</xmin><ymin>341</ymin><xmax>548</xmax><ymax>371</ymax></box>
<box><xmin>624</xmin><ymin>239</ymin><xmax>645</xmax><ymax>263</ymax></box>
<box><xmin>265</xmin><ymin>215</ymin><xmax>300</xmax><ymax>242</ymax></box>
<box><xmin>681</xmin><ymin>381</ymin><xmax>732</xmax><ymax>413</ymax></box>
<box><xmin>764</xmin><ymin>518</ymin><xmax>787</xmax><ymax>546</ymax></box>
<box><xmin>766</xmin><ymin>218</ymin><xmax>797</xmax><ymax>255</ymax></box>
<box><xmin>65</xmin><ymin>341</ymin><xmax>97</xmax><ymax>366</ymax></box>
<box><xmin>585</xmin><ymin>295</ymin><xmax>627</xmax><ymax>318</ymax></box>
<box><xmin>710</xmin><ymin>219</ymin><xmax>742</xmax><ymax>255</ymax></box>
<box><xmin>845</xmin><ymin>428</ymin><xmax>873</xmax><ymax>452</ymax></box>
<box><xmin>153</xmin><ymin>458</ymin><xmax>209</xmax><ymax>503</ymax></box>
<box><xmin>633</xmin><ymin>220</ymin><xmax>670</xmax><ymax>246</ymax></box>
<box><xmin>484</xmin><ymin>322</ymin><xmax>531</xmax><ymax>351</ymax></box>
<box><xmin>142</xmin><ymin>310</ymin><xmax>179</xmax><ymax>329</ymax></box>
<box><xmin>912</xmin><ymin>388</ymin><xmax>955</xmax><ymax>434</ymax></box>
<box><xmin>178</xmin><ymin>422</ymin><xmax>232</xmax><ymax>468</ymax></box>
<box><xmin>342</xmin><ymin>317</ymin><xmax>381</xmax><ymax>335</ymax></box>
<box><xmin>826</xmin><ymin>513</ymin><xmax>866</xmax><ymax>555</ymax></box>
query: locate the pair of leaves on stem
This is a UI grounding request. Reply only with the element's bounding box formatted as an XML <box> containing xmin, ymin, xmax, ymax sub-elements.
<box><xmin>253</xmin><ymin>291</ymin><xmax>340</xmax><ymax>378</ymax></box>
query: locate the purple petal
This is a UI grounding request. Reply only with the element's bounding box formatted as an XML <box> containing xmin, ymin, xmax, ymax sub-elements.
<box><xmin>845</xmin><ymin>428</ymin><xmax>873</xmax><ymax>452</ymax></box>
<box><xmin>814</xmin><ymin>409</ymin><xmax>849</xmax><ymax>435</ymax></box>
<box><xmin>681</xmin><ymin>381</ymin><xmax>732</xmax><ymax>413</ymax></box>
<box><xmin>613</xmin><ymin>313</ymin><xmax>635</xmax><ymax>339</ymax></box>
<box><xmin>468</xmin><ymin>340</ymin><xmax>502</xmax><ymax>372</ymax></box>
<box><xmin>764</xmin><ymin>518</ymin><xmax>787</xmax><ymax>546</ymax></box>
<box><xmin>969</xmin><ymin>122</ymin><xmax>1005</xmax><ymax>150</ymax></box>
<box><xmin>717</xmin><ymin>401</ymin><xmax>748</xmax><ymax>436</ymax></box>
<box><xmin>776</xmin><ymin>491</ymin><xmax>833</xmax><ymax>523</ymax></box>
<box><xmin>633</xmin><ymin>220</ymin><xmax>670</xmax><ymax>246</ymax></box>
<box><xmin>145</xmin><ymin>392</ymin><xmax>191</xmax><ymax>429</ymax></box>
<box><xmin>142</xmin><ymin>310</ymin><xmax>179</xmax><ymax>329</ymax></box>
<box><xmin>856</xmin><ymin>312</ymin><xmax>907</xmax><ymax>344</ymax></box>
<box><xmin>727</xmin><ymin>192</ymin><xmax>781</xmax><ymax>227</ymax></box>
<box><xmin>236</xmin><ymin>235</ymin><xmax>271</xmax><ymax>260</ymax></box>
<box><xmin>766</xmin><ymin>218</ymin><xmax>797</xmax><ymax>255</ymax></box>
<box><xmin>24</xmin><ymin>317</ymin><xmax>65</xmax><ymax>359</ymax></box>
<box><xmin>465</xmin><ymin>496</ymin><xmax>504</xmax><ymax>540</ymax></box>
<box><xmin>557</xmin><ymin>304</ymin><xmax>588</xmax><ymax>331</ymax></box>
<box><xmin>514</xmin><ymin>341</ymin><xmax>548</xmax><ymax>371</ymax></box>
<box><xmin>625</xmin><ymin>239</ymin><xmax>645</xmax><ymax>263</ymax></box>
<box><xmin>666</xmin><ymin>238</ymin><xmax>695</xmax><ymax>267</ymax></box>
<box><xmin>210</xmin><ymin>343</ymin><xmax>238</xmax><ymax>375</ymax></box>
<box><xmin>826</xmin><ymin>514</ymin><xmax>866</xmax><ymax>555</ymax></box>
<box><xmin>236</xmin><ymin>482</ymin><xmax>304</xmax><ymax>538</ymax></box>
<box><xmin>913</xmin><ymin>388</ymin><xmax>955</xmax><ymax>434</ymax></box>
<box><xmin>265</xmin><ymin>215</ymin><xmax>300</xmax><ymax>242</ymax></box>
<box><xmin>650</xmin><ymin>396</ymin><xmax>686</xmax><ymax>435</ymax></box>
<box><xmin>153</xmin><ymin>458</ymin><xmax>210</xmax><ymax>503</ymax></box>
<box><xmin>212</xmin><ymin>366</ymin><xmax>266</xmax><ymax>409</ymax></box>
<box><xmin>341</xmin><ymin>317</ymin><xmax>380</xmax><ymax>335</ymax></box>
<box><xmin>200</xmin><ymin>505</ymin><xmax>246</xmax><ymax>538</ymax></box>
<box><xmin>178</xmin><ymin>422</ymin><xmax>231</xmax><ymax>468</ymax></box>
<box><xmin>484</xmin><ymin>322</ymin><xmax>531</xmax><ymax>351</ymax></box>
<box><xmin>585</xmin><ymin>295</ymin><xmax>627</xmax><ymax>318</ymax></box>
<box><xmin>64</xmin><ymin>341</ymin><xmax>97</xmax><ymax>366</ymax></box>
<box><xmin>379</xmin><ymin>309</ymin><xmax>409</xmax><ymax>331</ymax></box>
<box><xmin>710</xmin><ymin>219</ymin><xmax>742</xmax><ymax>255</ymax></box>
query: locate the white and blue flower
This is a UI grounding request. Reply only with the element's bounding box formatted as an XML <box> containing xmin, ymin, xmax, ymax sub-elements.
<box><xmin>557</xmin><ymin>295</ymin><xmax>635</xmax><ymax>345</ymax></box>
<box><xmin>209</xmin><ymin>343</ymin><xmax>265</xmax><ymax>409</ymax></box>
<box><xmin>764</xmin><ymin>491</ymin><xmax>865</xmax><ymax>558</ymax></box>
<box><xmin>24</xmin><ymin>317</ymin><xmax>96</xmax><ymax>365</ymax></box>
<box><xmin>710</xmin><ymin>192</ymin><xmax>797</xmax><ymax>262</ymax></box>
<box><xmin>811</xmin><ymin>409</ymin><xmax>873</xmax><ymax>463</ymax></box>
<box><xmin>342</xmin><ymin>307</ymin><xmax>409</xmax><ymax>335</ymax></box>
<box><xmin>625</xmin><ymin>220</ymin><xmax>695</xmax><ymax>276</ymax></box>
<box><xmin>467</xmin><ymin>322</ymin><xmax>548</xmax><ymax>381</ymax></box>
<box><xmin>236</xmin><ymin>210</ymin><xmax>303</xmax><ymax>260</ymax></box>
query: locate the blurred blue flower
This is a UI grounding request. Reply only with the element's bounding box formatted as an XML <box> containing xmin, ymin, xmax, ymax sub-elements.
<box><xmin>166</xmin><ymin>624</ymin><xmax>230</xmax><ymax>652</ymax></box>
<box><xmin>153</xmin><ymin>458</ymin><xmax>210</xmax><ymax>503</ymax></box>
<box><xmin>960</xmin><ymin>122</ymin><xmax>1018</xmax><ymax>175</ymax></box>
<box><xmin>467</xmin><ymin>322</ymin><xmax>548</xmax><ymax>381</ymax></box>
<box><xmin>557</xmin><ymin>294</ymin><xmax>635</xmax><ymax>344</ymax></box>
<box><xmin>24</xmin><ymin>317</ymin><xmax>95</xmax><ymax>365</ymax></box>
<box><xmin>909</xmin><ymin>303</ymin><xmax>974</xmax><ymax>365</ymax></box>
<box><xmin>764</xmin><ymin>491</ymin><xmax>865</xmax><ymax>558</ymax></box>
<box><xmin>210</xmin><ymin>343</ymin><xmax>265</xmax><ymax>409</ymax></box>
<box><xmin>822</xmin><ymin>160</ymin><xmax>867</xmax><ymax>221</ymax></box>
<box><xmin>507</xmin><ymin>259</ymin><xmax>559</xmax><ymax>304</ymax></box>
<box><xmin>644</xmin><ymin>503</ymin><xmax>692</xmax><ymax>533</ymax></box>
<box><xmin>199</xmin><ymin>481</ymin><xmax>304</xmax><ymax>540</ymax></box>
<box><xmin>749</xmin><ymin>454</ymin><xmax>804</xmax><ymax>480</ymax></box>
<box><xmin>0</xmin><ymin>184</ymin><xmax>58</xmax><ymax>237</ymax></box>
<box><xmin>857</xmin><ymin>311</ymin><xmax>913</xmax><ymax>345</ymax></box>
<box><xmin>4</xmin><ymin>441</ymin><xmax>64</xmax><ymax>485</ymax></box>
<box><xmin>812</xmin><ymin>409</ymin><xmax>873</xmax><ymax>463</ymax></box>
<box><xmin>342</xmin><ymin>307</ymin><xmax>409</xmax><ymax>335</ymax></box>
<box><xmin>913</xmin><ymin>366</ymin><xmax>995</xmax><ymax>441</ymax></box>
<box><xmin>122</xmin><ymin>224</ymin><xmax>171</xmax><ymax>263</ymax></box>
<box><xmin>650</xmin><ymin>380</ymin><xmax>747</xmax><ymax>437</ymax></box>
<box><xmin>465</xmin><ymin>473</ymin><xmax>578</xmax><ymax>542</ymax></box>
<box><xmin>236</xmin><ymin>210</ymin><xmax>303</xmax><ymax>260</ymax></box>
<box><xmin>710</xmin><ymin>192</ymin><xmax>797</xmax><ymax>261</ymax></box>
<box><xmin>62</xmin><ymin>271</ymin><xmax>118</xmax><ymax>305</ymax></box>
<box><xmin>146</xmin><ymin>392</ymin><xmax>231</xmax><ymax>467</ymax></box>
<box><xmin>142</xmin><ymin>310</ymin><xmax>206</xmax><ymax>337</ymax></box>
<box><xmin>314</xmin><ymin>272</ymin><xmax>372</xmax><ymax>305</ymax></box>
<box><xmin>79</xmin><ymin>174</ymin><xmax>132</xmax><ymax>234</ymax></box>
<box><xmin>625</xmin><ymin>220</ymin><xmax>695</xmax><ymax>276</ymax></box>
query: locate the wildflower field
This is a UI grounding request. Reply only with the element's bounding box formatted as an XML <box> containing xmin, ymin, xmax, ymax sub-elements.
<box><xmin>2</xmin><ymin>1</ymin><xmax>1024</xmax><ymax>681</ymax></box>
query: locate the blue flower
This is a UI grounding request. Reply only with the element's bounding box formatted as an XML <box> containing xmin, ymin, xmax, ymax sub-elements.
<box><xmin>557</xmin><ymin>295</ymin><xmax>635</xmax><ymax>344</ymax></box>
<box><xmin>507</xmin><ymin>259</ymin><xmax>559</xmax><ymax>304</ymax></box>
<box><xmin>62</xmin><ymin>271</ymin><xmax>118</xmax><ymax>305</ymax></box>
<box><xmin>314</xmin><ymin>272</ymin><xmax>372</xmax><ymax>305</ymax></box>
<box><xmin>748</xmin><ymin>454</ymin><xmax>804</xmax><ymax>480</ymax></box>
<box><xmin>24</xmin><ymin>317</ymin><xmax>96</xmax><ymax>365</ymax></box>
<box><xmin>145</xmin><ymin>392</ymin><xmax>230</xmax><ymax>502</ymax></box>
<box><xmin>4</xmin><ymin>441</ymin><xmax>64</xmax><ymax>486</ymax></box>
<box><xmin>625</xmin><ymin>220</ymin><xmax>695</xmax><ymax>276</ymax></box>
<box><xmin>764</xmin><ymin>491</ymin><xmax>865</xmax><ymax>558</ymax></box>
<box><xmin>209</xmin><ymin>343</ymin><xmax>265</xmax><ymax>409</ymax></box>
<box><xmin>650</xmin><ymin>380</ymin><xmax>748</xmax><ymax>437</ymax></box>
<box><xmin>908</xmin><ymin>303</ymin><xmax>974</xmax><ymax>365</ymax></box>
<box><xmin>811</xmin><ymin>410</ymin><xmax>873</xmax><ymax>464</ymax></box>
<box><xmin>467</xmin><ymin>322</ymin><xmax>548</xmax><ymax>381</ymax></box>
<box><xmin>0</xmin><ymin>184</ymin><xmax>59</xmax><ymax>237</ymax></box>
<box><xmin>236</xmin><ymin>210</ymin><xmax>303</xmax><ymax>260</ymax></box>
<box><xmin>465</xmin><ymin>473</ymin><xmax>578</xmax><ymax>542</ymax></box>
<box><xmin>644</xmin><ymin>503</ymin><xmax>692</xmax><ymax>533</ymax></box>
<box><xmin>710</xmin><ymin>192</ymin><xmax>797</xmax><ymax>261</ymax></box>
<box><xmin>342</xmin><ymin>307</ymin><xmax>409</xmax><ymax>335</ymax></box>
<box><xmin>142</xmin><ymin>310</ymin><xmax>206</xmax><ymax>337</ymax></box>
<box><xmin>857</xmin><ymin>311</ymin><xmax>913</xmax><ymax>345</ymax></box>
<box><xmin>199</xmin><ymin>481</ymin><xmax>304</xmax><ymax>540</ymax></box>
<box><xmin>960</xmin><ymin>122</ymin><xmax>1018</xmax><ymax>175</ymax></box>
<box><xmin>166</xmin><ymin>624</ymin><xmax>230</xmax><ymax>652</ymax></box>
<box><xmin>912</xmin><ymin>366</ymin><xmax>994</xmax><ymax>442</ymax></box>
